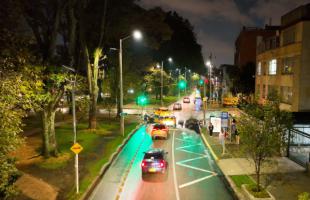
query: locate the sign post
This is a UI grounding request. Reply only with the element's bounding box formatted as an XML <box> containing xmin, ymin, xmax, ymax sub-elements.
<box><xmin>70</xmin><ymin>143</ymin><xmax>83</xmax><ymax>193</ymax></box>
<box><xmin>221</xmin><ymin>111</ymin><xmax>229</xmax><ymax>140</ymax></box>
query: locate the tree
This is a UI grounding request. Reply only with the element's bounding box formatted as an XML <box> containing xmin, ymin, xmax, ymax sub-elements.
<box><xmin>155</xmin><ymin>11</ymin><xmax>204</xmax><ymax>74</ymax></box>
<box><xmin>239</xmin><ymin>92</ymin><xmax>292</xmax><ymax>192</ymax></box>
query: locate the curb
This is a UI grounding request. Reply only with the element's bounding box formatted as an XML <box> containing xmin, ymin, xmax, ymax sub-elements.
<box><xmin>81</xmin><ymin>123</ymin><xmax>143</xmax><ymax>200</ymax></box>
<box><xmin>200</xmin><ymin>133</ymin><xmax>240</xmax><ymax>200</ymax></box>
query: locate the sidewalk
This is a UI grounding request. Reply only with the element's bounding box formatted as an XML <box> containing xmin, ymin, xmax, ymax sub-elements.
<box><xmin>202</xmin><ymin>130</ymin><xmax>310</xmax><ymax>200</ymax></box>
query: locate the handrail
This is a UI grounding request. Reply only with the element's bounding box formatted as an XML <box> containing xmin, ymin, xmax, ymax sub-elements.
<box><xmin>290</xmin><ymin>128</ymin><xmax>310</xmax><ymax>139</ymax></box>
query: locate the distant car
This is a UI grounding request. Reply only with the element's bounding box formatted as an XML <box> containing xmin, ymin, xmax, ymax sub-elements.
<box><xmin>185</xmin><ymin>118</ymin><xmax>201</xmax><ymax>134</ymax></box>
<box><xmin>141</xmin><ymin>148</ymin><xmax>168</xmax><ymax>175</ymax></box>
<box><xmin>151</xmin><ymin>124</ymin><xmax>169</xmax><ymax>139</ymax></box>
<box><xmin>161</xmin><ymin>116</ymin><xmax>176</xmax><ymax>127</ymax></box>
<box><xmin>173</xmin><ymin>103</ymin><xmax>182</xmax><ymax>110</ymax></box>
<box><xmin>183</xmin><ymin>97</ymin><xmax>190</xmax><ymax>103</ymax></box>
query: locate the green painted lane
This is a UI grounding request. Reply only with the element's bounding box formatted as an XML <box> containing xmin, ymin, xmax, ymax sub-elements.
<box><xmin>174</xmin><ymin>130</ymin><xmax>233</xmax><ymax>200</ymax></box>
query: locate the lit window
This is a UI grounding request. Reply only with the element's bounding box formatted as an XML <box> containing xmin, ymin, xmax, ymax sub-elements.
<box><xmin>282</xmin><ymin>56</ymin><xmax>296</xmax><ymax>74</ymax></box>
<box><xmin>257</xmin><ymin>62</ymin><xmax>262</xmax><ymax>75</ymax></box>
<box><xmin>268</xmin><ymin>59</ymin><xmax>277</xmax><ymax>75</ymax></box>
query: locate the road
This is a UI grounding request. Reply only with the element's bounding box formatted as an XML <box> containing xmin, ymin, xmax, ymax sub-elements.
<box><xmin>89</xmin><ymin>95</ymin><xmax>234</xmax><ymax>200</ymax></box>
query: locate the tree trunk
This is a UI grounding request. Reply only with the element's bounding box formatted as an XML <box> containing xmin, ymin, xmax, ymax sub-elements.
<box><xmin>42</xmin><ymin>109</ymin><xmax>58</xmax><ymax>157</ymax></box>
<box><xmin>89</xmin><ymin>92</ymin><xmax>97</xmax><ymax>129</ymax></box>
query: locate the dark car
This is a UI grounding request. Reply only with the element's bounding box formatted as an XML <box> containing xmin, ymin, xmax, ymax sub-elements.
<box><xmin>185</xmin><ymin>118</ymin><xmax>201</xmax><ymax>134</ymax></box>
<box><xmin>183</xmin><ymin>97</ymin><xmax>190</xmax><ymax>103</ymax></box>
<box><xmin>173</xmin><ymin>103</ymin><xmax>182</xmax><ymax>110</ymax></box>
<box><xmin>141</xmin><ymin>149</ymin><xmax>168</xmax><ymax>175</ymax></box>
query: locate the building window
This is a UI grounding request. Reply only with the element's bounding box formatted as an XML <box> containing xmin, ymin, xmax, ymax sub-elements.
<box><xmin>280</xmin><ymin>86</ymin><xmax>292</xmax><ymax>104</ymax></box>
<box><xmin>257</xmin><ymin>62</ymin><xmax>262</xmax><ymax>75</ymax></box>
<box><xmin>263</xmin><ymin>84</ymin><xmax>266</xmax><ymax>98</ymax></box>
<box><xmin>268</xmin><ymin>59</ymin><xmax>277</xmax><ymax>75</ymax></box>
<box><xmin>282</xmin><ymin>56</ymin><xmax>296</xmax><ymax>74</ymax></box>
<box><xmin>268</xmin><ymin>85</ymin><xmax>278</xmax><ymax>98</ymax></box>
<box><xmin>282</xmin><ymin>27</ymin><xmax>296</xmax><ymax>45</ymax></box>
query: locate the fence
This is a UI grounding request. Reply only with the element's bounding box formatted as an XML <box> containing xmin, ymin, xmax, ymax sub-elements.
<box><xmin>287</xmin><ymin>128</ymin><xmax>310</xmax><ymax>168</ymax></box>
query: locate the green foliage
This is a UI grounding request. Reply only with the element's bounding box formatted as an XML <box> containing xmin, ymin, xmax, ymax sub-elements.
<box><xmin>238</xmin><ymin>92</ymin><xmax>292</xmax><ymax>192</ymax></box>
<box><xmin>0</xmin><ymin>67</ymin><xmax>41</xmax><ymax>198</ymax></box>
<box><xmin>298</xmin><ymin>192</ymin><xmax>310</xmax><ymax>200</ymax></box>
<box><xmin>230</xmin><ymin>175</ymin><xmax>255</xmax><ymax>188</ymax></box>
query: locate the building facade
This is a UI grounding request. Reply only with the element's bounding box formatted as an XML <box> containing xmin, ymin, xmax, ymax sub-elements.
<box><xmin>234</xmin><ymin>26</ymin><xmax>279</xmax><ymax>67</ymax></box>
<box><xmin>255</xmin><ymin>3</ymin><xmax>310</xmax><ymax>112</ymax></box>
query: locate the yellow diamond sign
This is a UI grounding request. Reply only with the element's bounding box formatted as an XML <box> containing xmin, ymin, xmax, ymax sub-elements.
<box><xmin>71</xmin><ymin>143</ymin><xmax>83</xmax><ymax>154</ymax></box>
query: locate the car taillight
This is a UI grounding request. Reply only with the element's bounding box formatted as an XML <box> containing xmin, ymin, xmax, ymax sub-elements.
<box><xmin>160</xmin><ymin>160</ymin><xmax>165</xmax><ymax>168</ymax></box>
<box><xmin>141</xmin><ymin>161</ymin><xmax>146</xmax><ymax>167</ymax></box>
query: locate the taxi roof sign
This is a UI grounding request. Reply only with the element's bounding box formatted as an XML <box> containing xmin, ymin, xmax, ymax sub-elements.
<box><xmin>71</xmin><ymin>143</ymin><xmax>83</xmax><ymax>154</ymax></box>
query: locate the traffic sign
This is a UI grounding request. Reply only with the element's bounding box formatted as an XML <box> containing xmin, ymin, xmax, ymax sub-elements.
<box><xmin>221</xmin><ymin>111</ymin><xmax>229</xmax><ymax>119</ymax></box>
<box><xmin>71</xmin><ymin>143</ymin><xmax>83</xmax><ymax>154</ymax></box>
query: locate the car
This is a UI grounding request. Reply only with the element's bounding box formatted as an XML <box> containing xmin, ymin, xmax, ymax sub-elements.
<box><xmin>151</xmin><ymin>123</ymin><xmax>169</xmax><ymax>139</ymax></box>
<box><xmin>141</xmin><ymin>148</ymin><xmax>168</xmax><ymax>175</ymax></box>
<box><xmin>173</xmin><ymin>103</ymin><xmax>182</xmax><ymax>110</ymax></box>
<box><xmin>185</xmin><ymin>118</ymin><xmax>201</xmax><ymax>134</ymax></box>
<box><xmin>154</xmin><ymin>107</ymin><xmax>170</xmax><ymax>116</ymax></box>
<box><xmin>161</xmin><ymin>116</ymin><xmax>176</xmax><ymax>127</ymax></box>
<box><xmin>183</xmin><ymin>97</ymin><xmax>190</xmax><ymax>103</ymax></box>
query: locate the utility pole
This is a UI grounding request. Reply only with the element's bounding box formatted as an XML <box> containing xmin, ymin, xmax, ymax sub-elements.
<box><xmin>161</xmin><ymin>61</ymin><xmax>163</xmax><ymax>106</ymax></box>
<box><xmin>119</xmin><ymin>39</ymin><xmax>124</xmax><ymax>136</ymax></box>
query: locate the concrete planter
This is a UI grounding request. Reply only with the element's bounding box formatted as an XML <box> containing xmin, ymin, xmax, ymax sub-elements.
<box><xmin>241</xmin><ymin>184</ymin><xmax>275</xmax><ymax>200</ymax></box>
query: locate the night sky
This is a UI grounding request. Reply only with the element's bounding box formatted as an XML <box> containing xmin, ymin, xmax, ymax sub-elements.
<box><xmin>139</xmin><ymin>0</ymin><xmax>310</xmax><ymax>65</ymax></box>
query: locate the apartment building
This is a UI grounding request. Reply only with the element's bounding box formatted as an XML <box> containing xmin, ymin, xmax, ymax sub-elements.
<box><xmin>255</xmin><ymin>3</ymin><xmax>310</xmax><ymax>112</ymax></box>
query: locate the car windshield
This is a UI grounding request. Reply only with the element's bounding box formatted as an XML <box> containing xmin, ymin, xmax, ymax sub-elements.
<box><xmin>144</xmin><ymin>152</ymin><xmax>163</xmax><ymax>160</ymax></box>
<box><xmin>154</xmin><ymin>124</ymin><xmax>166</xmax><ymax>129</ymax></box>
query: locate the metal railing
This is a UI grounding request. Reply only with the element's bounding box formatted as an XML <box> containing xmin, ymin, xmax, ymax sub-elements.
<box><xmin>287</xmin><ymin>128</ymin><xmax>310</xmax><ymax>168</ymax></box>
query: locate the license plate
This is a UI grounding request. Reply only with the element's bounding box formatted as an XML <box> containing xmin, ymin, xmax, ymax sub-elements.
<box><xmin>149</xmin><ymin>168</ymin><xmax>156</xmax><ymax>172</ymax></box>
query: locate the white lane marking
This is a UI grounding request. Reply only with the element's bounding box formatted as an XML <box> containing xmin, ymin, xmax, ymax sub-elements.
<box><xmin>175</xmin><ymin>138</ymin><xmax>191</xmax><ymax>142</ymax></box>
<box><xmin>177</xmin><ymin>148</ymin><xmax>206</xmax><ymax>156</ymax></box>
<box><xmin>179</xmin><ymin>174</ymin><xmax>215</xmax><ymax>189</ymax></box>
<box><xmin>172</xmin><ymin>131</ymin><xmax>180</xmax><ymax>200</ymax></box>
<box><xmin>176</xmin><ymin>155</ymin><xmax>208</xmax><ymax>164</ymax></box>
<box><xmin>176</xmin><ymin>163</ymin><xmax>217</xmax><ymax>174</ymax></box>
<box><xmin>176</xmin><ymin>143</ymin><xmax>202</xmax><ymax>150</ymax></box>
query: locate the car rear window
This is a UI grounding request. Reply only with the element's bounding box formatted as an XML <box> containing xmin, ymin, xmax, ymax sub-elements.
<box><xmin>154</xmin><ymin>124</ymin><xmax>166</xmax><ymax>129</ymax></box>
<box><xmin>144</xmin><ymin>152</ymin><xmax>163</xmax><ymax>159</ymax></box>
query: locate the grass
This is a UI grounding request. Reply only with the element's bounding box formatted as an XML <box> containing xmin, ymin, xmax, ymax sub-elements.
<box><xmin>230</xmin><ymin>175</ymin><xmax>271</xmax><ymax>198</ymax></box>
<box><xmin>230</xmin><ymin>175</ymin><xmax>255</xmax><ymax>188</ymax></box>
<box><xmin>66</xmin><ymin>121</ymin><xmax>139</xmax><ymax>200</ymax></box>
<box><xmin>25</xmin><ymin>116</ymin><xmax>139</xmax><ymax>199</ymax></box>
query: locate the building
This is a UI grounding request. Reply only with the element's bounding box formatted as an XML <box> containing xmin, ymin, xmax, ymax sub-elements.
<box><xmin>234</xmin><ymin>26</ymin><xmax>279</xmax><ymax>68</ymax></box>
<box><xmin>255</xmin><ymin>3</ymin><xmax>310</xmax><ymax>112</ymax></box>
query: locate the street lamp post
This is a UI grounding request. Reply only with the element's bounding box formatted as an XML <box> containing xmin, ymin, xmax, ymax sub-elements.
<box><xmin>62</xmin><ymin>65</ymin><xmax>78</xmax><ymax>193</ymax></box>
<box><xmin>206</xmin><ymin>60</ymin><xmax>212</xmax><ymax>105</ymax></box>
<box><xmin>119</xmin><ymin>30</ymin><xmax>142</xmax><ymax>137</ymax></box>
<box><xmin>159</xmin><ymin>57</ymin><xmax>172</xmax><ymax>106</ymax></box>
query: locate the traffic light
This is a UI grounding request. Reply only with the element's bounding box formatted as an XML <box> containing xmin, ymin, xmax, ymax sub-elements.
<box><xmin>199</xmin><ymin>79</ymin><xmax>204</xmax><ymax>85</ymax></box>
<box><xmin>136</xmin><ymin>95</ymin><xmax>148</xmax><ymax>106</ymax></box>
<box><xmin>178</xmin><ymin>80</ymin><xmax>187</xmax><ymax>90</ymax></box>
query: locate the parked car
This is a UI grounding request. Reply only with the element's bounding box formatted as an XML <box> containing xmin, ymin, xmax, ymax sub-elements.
<box><xmin>141</xmin><ymin>148</ymin><xmax>168</xmax><ymax>175</ymax></box>
<box><xmin>150</xmin><ymin>123</ymin><xmax>169</xmax><ymax>139</ymax></box>
<box><xmin>185</xmin><ymin>118</ymin><xmax>201</xmax><ymax>134</ymax></box>
<box><xmin>173</xmin><ymin>103</ymin><xmax>182</xmax><ymax>110</ymax></box>
<box><xmin>183</xmin><ymin>97</ymin><xmax>190</xmax><ymax>103</ymax></box>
